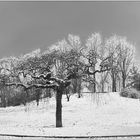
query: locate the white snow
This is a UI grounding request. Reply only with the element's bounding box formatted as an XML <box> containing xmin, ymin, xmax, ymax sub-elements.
<box><xmin>1</xmin><ymin>90</ymin><xmax>140</xmax><ymax>136</ymax></box>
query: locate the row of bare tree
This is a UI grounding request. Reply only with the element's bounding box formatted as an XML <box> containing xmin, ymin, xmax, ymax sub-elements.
<box><xmin>0</xmin><ymin>33</ymin><xmax>136</xmax><ymax>127</ymax></box>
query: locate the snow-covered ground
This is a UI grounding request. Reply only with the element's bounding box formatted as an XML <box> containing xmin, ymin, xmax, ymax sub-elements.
<box><xmin>1</xmin><ymin>90</ymin><xmax>140</xmax><ymax>136</ymax></box>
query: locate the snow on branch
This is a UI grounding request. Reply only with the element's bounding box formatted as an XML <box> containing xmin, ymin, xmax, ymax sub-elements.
<box><xmin>30</xmin><ymin>70</ymin><xmax>78</xmax><ymax>86</ymax></box>
<box><xmin>31</xmin><ymin>72</ymin><xmax>65</xmax><ymax>85</ymax></box>
<box><xmin>5</xmin><ymin>82</ymin><xmax>58</xmax><ymax>90</ymax></box>
<box><xmin>84</xmin><ymin>65</ymin><xmax>111</xmax><ymax>75</ymax></box>
<box><xmin>31</xmin><ymin>72</ymin><xmax>52</xmax><ymax>80</ymax></box>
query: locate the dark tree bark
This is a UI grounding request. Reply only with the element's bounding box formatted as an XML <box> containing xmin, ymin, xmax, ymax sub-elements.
<box><xmin>77</xmin><ymin>78</ymin><xmax>82</xmax><ymax>98</ymax></box>
<box><xmin>1</xmin><ymin>88</ymin><xmax>7</xmax><ymax>107</ymax></box>
<box><xmin>101</xmin><ymin>83</ymin><xmax>104</xmax><ymax>93</ymax></box>
<box><xmin>72</xmin><ymin>79</ymin><xmax>77</xmax><ymax>94</ymax></box>
<box><xmin>89</xmin><ymin>66</ymin><xmax>96</xmax><ymax>93</ymax></box>
<box><xmin>36</xmin><ymin>89</ymin><xmax>41</xmax><ymax>106</ymax></box>
<box><xmin>66</xmin><ymin>95</ymin><xmax>70</xmax><ymax>102</ymax></box>
<box><xmin>122</xmin><ymin>78</ymin><xmax>125</xmax><ymax>89</ymax></box>
<box><xmin>93</xmin><ymin>74</ymin><xmax>96</xmax><ymax>93</ymax></box>
<box><xmin>56</xmin><ymin>87</ymin><xmax>63</xmax><ymax>127</ymax></box>
<box><xmin>112</xmin><ymin>73</ymin><xmax>116</xmax><ymax>92</ymax></box>
<box><xmin>122</xmin><ymin>72</ymin><xmax>126</xmax><ymax>89</ymax></box>
<box><xmin>65</xmin><ymin>88</ymin><xmax>70</xmax><ymax>102</ymax></box>
<box><xmin>122</xmin><ymin>59</ymin><xmax>126</xmax><ymax>89</ymax></box>
<box><xmin>48</xmin><ymin>89</ymin><xmax>51</xmax><ymax>98</ymax></box>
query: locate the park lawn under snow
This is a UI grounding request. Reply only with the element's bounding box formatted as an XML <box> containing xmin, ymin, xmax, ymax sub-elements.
<box><xmin>1</xmin><ymin>90</ymin><xmax>140</xmax><ymax>136</ymax></box>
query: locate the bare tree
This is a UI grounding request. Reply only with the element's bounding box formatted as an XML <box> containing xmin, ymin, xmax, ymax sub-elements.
<box><xmin>117</xmin><ymin>37</ymin><xmax>135</xmax><ymax>88</ymax></box>
<box><xmin>105</xmin><ymin>35</ymin><xmax>121</xmax><ymax>92</ymax></box>
<box><xmin>0</xmin><ymin>33</ymin><xmax>134</xmax><ymax>128</ymax></box>
<box><xmin>51</xmin><ymin>35</ymin><xmax>84</xmax><ymax>98</ymax></box>
<box><xmin>0</xmin><ymin>47</ymin><xmax>80</xmax><ymax>127</ymax></box>
<box><xmin>83</xmin><ymin>33</ymin><xmax>102</xmax><ymax>93</ymax></box>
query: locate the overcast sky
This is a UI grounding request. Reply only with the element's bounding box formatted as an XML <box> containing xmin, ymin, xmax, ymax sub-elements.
<box><xmin>0</xmin><ymin>2</ymin><xmax>140</xmax><ymax>65</ymax></box>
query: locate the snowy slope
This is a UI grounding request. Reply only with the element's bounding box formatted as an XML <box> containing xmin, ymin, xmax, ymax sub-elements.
<box><xmin>0</xmin><ymin>91</ymin><xmax>140</xmax><ymax>136</ymax></box>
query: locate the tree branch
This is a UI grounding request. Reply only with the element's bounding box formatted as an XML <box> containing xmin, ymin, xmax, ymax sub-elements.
<box><xmin>85</xmin><ymin>67</ymin><xmax>111</xmax><ymax>75</ymax></box>
<box><xmin>31</xmin><ymin>72</ymin><xmax>65</xmax><ymax>84</ymax></box>
<box><xmin>5</xmin><ymin>82</ymin><xmax>58</xmax><ymax>90</ymax></box>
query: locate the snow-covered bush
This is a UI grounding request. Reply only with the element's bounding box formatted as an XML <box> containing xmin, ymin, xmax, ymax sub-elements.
<box><xmin>120</xmin><ymin>88</ymin><xmax>140</xmax><ymax>99</ymax></box>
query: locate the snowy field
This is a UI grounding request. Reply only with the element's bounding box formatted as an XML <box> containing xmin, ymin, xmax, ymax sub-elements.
<box><xmin>1</xmin><ymin>90</ymin><xmax>140</xmax><ymax>137</ymax></box>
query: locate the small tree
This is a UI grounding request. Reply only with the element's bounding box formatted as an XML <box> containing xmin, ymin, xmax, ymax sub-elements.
<box><xmin>127</xmin><ymin>65</ymin><xmax>140</xmax><ymax>90</ymax></box>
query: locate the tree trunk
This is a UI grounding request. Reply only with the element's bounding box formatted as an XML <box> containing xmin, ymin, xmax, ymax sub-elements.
<box><xmin>122</xmin><ymin>79</ymin><xmax>125</xmax><ymax>89</ymax></box>
<box><xmin>93</xmin><ymin>68</ymin><xmax>96</xmax><ymax>93</ymax></box>
<box><xmin>93</xmin><ymin>83</ymin><xmax>96</xmax><ymax>93</ymax></box>
<box><xmin>48</xmin><ymin>89</ymin><xmax>51</xmax><ymax>98</ymax></box>
<box><xmin>1</xmin><ymin>88</ymin><xmax>6</xmax><ymax>107</ymax></box>
<box><xmin>77</xmin><ymin>78</ymin><xmax>82</xmax><ymax>98</ymax></box>
<box><xmin>122</xmin><ymin>73</ymin><xmax>126</xmax><ymax>89</ymax></box>
<box><xmin>101</xmin><ymin>82</ymin><xmax>104</xmax><ymax>93</ymax></box>
<box><xmin>73</xmin><ymin>79</ymin><xmax>77</xmax><ymax>94</ymax></box>
<box><xmin>112</xmin><ymin>74</ymin><xmax>116</xmax><ymax>92</ymax></box>
<box><xmin>66</xmin><ymin>94</ymin><xmax>70</xmax><ymax>102</ymax></box>
<box><xmin>122</xmin><ymin>59</ymin><xmax>126</xmax><ymax>89</ymax></box>
<box><xmin>46</xmin><ymin>88</ymin><xmax>51</xmax><ymax>98</ymax></box>
<box><xmin>56</xmin><ymin>88</ymin><xmax>63</xmax><ymax>127</ymax></box>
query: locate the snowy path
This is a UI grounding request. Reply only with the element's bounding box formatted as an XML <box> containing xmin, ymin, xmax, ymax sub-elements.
<box><xmin>0</xmin><ymin>92</ymin><xmax>140</xmax><ymax>136</ymax></box>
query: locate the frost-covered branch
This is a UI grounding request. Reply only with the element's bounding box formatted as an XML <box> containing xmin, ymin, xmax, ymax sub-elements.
<box><xmin>5</xmin><ymin>82</ymin><xmax>58</xmax><ymax>90</ymax></box>
<box><xmin>85</xmin><ymin>66</ymin><xmax>111</xmax><ymax>75</ymax></box>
